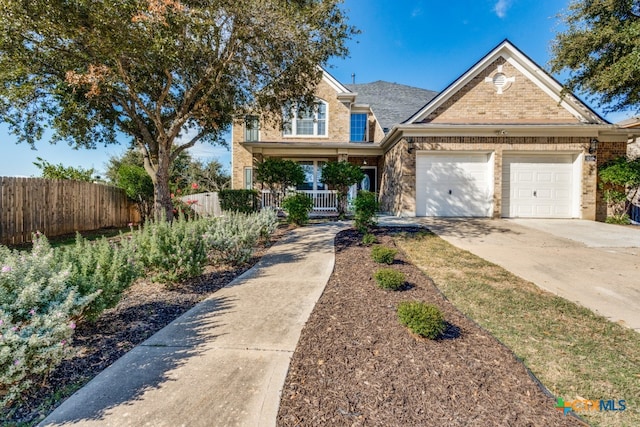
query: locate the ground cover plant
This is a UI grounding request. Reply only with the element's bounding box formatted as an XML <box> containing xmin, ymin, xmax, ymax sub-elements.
<box><xmin>396</xmin><ymin>230</ymin><xmax>640</xmax><ymax>427</ymax></box>
<box><xmin>278</xmin><ymin>228</ymin><xmax>583</xmax><ymax>426</ymax></box>
<box><xmin>0</xmin><ymin>210</ymin><xmax>281</xmax><ymax>423</ymax></box>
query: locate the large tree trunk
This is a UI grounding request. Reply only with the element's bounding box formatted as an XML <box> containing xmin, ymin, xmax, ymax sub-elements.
<box><xmin>154</xmin><ymin>143</ymin><xmax>174</xmax><ymax>221</ymax></box>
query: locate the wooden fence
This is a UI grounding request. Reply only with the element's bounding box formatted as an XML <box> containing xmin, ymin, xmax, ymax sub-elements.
<box><xmin>178</xmin><ymin>192</ymin><xmax>221</xmax><ymax>217</ymax></box>
<box><xmin>0</xmin><ymin>177</ymin><xmax>140</xmax><ymax>245</ymax></box>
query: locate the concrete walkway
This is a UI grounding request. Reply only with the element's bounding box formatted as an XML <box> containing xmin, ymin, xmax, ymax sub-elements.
<box><xmin>380</xmin><ymin>217</ymin><xmax>640</xmax><ymax>331</ymax></box>
<box><xmin>40</xmin><ymin>223</ymin><xmax>345</xmax><ymax>427</ymax></box>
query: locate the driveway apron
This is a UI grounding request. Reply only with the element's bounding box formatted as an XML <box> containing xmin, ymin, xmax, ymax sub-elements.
<box><xmin>40</xmin><ymin>223</ymin><xmax>345</xmax><ymax>427</ymax></box>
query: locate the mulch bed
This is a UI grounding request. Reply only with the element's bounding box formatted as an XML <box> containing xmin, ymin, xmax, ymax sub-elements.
<box><xmin>277</xmin><ymin>227</ymin><xmax>586</xmax><ymax>427</ymax></box>
<box><xmin>2</xmin><ymin>226</ymin><xmax>289</xmax><ymax>426</ymax></box>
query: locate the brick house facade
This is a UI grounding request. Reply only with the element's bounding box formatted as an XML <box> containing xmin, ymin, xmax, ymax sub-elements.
<box><xmin>231</xmin><ymin>40</ymin><xmax>636</xmax><ymax>221</ymax></box>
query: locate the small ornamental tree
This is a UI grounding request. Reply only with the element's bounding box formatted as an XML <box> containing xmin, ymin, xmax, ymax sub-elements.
<box><xmin>117</xmin><ymin>164</ymin><xmax>155</xmax><ymax>221</ymax></box>
<box><xmin>598</xmin><ymin>156</ymin><xmax>640</xmax><ymax>223</ymax></box>
<box><xmin>320</xmin><ymin>161</ymin><xmax>364</xmax><ymax>218</ymax></box>
<box><xmin>255</xmin><ymin>158</ymin><xmax>305</xmax><ymax>206</ymax></box>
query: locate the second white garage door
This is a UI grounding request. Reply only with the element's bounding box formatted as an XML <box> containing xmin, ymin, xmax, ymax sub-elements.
<box><xmin>502</xmin><ymin>154</ymin><xmax>578</xmax><ymax>218</ymax></box>
<box><xmin>416</xmin><ymin>152</ymin><xmax>493</xmax><ymax>217</ymax></box>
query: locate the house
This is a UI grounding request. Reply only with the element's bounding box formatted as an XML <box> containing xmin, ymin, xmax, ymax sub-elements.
<box><xmin>618</xmin><ymin>116</ymin><xmax>640</xmax><ymax>159</ymax></box>
<box><xmin>231</xmin><ymin>40</ymin><xmax>637</xmax><ymax>221</ymax></box>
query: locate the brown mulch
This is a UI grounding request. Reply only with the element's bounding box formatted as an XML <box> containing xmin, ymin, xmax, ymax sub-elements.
<box><xmin>277</xmin><ymin>228</ymin><xmax>586</xmax><ymax>427</ymax></box>
<box><xmin>2</xmin><ymin>226</ymin><xmax>289</xmax><ymax>426</ymax></box>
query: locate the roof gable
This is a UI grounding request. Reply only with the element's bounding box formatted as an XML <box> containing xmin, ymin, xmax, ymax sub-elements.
<box><xmin>405</xmin><ymin>40</ymin><xmax>607</xmax><ymax>125</ymax></box>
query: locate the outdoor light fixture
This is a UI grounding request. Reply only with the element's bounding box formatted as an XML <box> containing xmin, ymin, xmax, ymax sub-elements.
<box><xmin>406</xmin><ymin>137</ymin><xmax>415</xmax><ymax>154</ymax></box>
<box><xmin>363</xmin><ymin>159</ymin><xmax>368</xmax><ymax>165</ymax></box>
<box><xmin>589</xmin><ymin>138</ymin><xmax>599</xmax><ymax>154</ymax></box>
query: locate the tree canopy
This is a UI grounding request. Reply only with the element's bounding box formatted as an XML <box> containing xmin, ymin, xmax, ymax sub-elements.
<box><xmin>0</xmin><ymin>0</ymin><xmax>355</xmax><ymax>218</ymax></box>
<box><xmin>33</xmin><ymin>157</ymin><xmax>95</xmax><ymax>182</ymax></box>
<box><xmin>550</xmin><ymin>0</ymin><xmax>640</xmax><ymax>113</ymax></box>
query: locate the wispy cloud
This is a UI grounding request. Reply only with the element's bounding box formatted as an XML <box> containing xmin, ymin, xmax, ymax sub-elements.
<box><xmin>493</xmin><ymin>0</ymin><xmax>511</xmax><ymax>18</ymax></box>
<box><xmin>411</xmin><ymin>7</ymin><xmax>423</xmax><ymax>18</ymax></box>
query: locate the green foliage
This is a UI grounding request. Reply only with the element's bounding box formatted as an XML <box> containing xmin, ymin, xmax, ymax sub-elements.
<box><xmin>362</xmin><ymin>233</ymin><xmax>377</xmax><ymax>246</ymax></box>
<box><xmin>255</xmin><ymin>158</ymin><xmax>305</xmax><ymax>204</ymax></box>
<box><xmin>33</xmin><ymin>157</ymin><xmax>95</xmax><ymax>182</ymax></box>
<box><xmin>0</xmin><ymin>0</ymin><xmax>354</xmax><ymax>219</ymax></box>
<box><xmin>550</xmin><ymin>0</ymin><xmax>640</xmax><ymax>112</ymax></box>
<box><xmin>117</xmin><ymin>164</ymin><xmax>155</xmax><ymax>221</ymax></box>
<box><xmin>219</xmin><ymin>189</ymin><xmax>259</xmax><ymax>213</ymax></box>
<box><xmin>282</xmin><ymin>193</ymin><xmax>314</xmax><ymax>226</ymax></box>
<box><xmin>598</xmin><ymin>157</ymin><xmax>640</xmax><ymax>223</ymax></box>
<box><xmin>320</xmin><ymin>161</ymin><xmax>365</xmax><ymax>218</ymax></box>
<box><xmin>0</xmin><ymin>235</ymin><xmax>96</xmax><ymax>405</ymax></box>
<box><xmin>203</xmin><ymin>210</ymin><xmax>279</xmax><ymax>265</ymax></box>
<box><xmin>371</xmin><ymin>245</ymin><xmax>397</xmax><ymax>264</ymax></box>
<box><xmin>54</xmin><ymin>234</ymin><xmax>141</xmax><ymax>321</ymax></box>
<box><xmin>373</xmin><ymin>268</ymin><xmax>405</xmax><ymax>290</ymax></box>
<box><xmin>132</xmin><ymin>215</ymin><xmax>209</xmax><ymax>283</ymax></box>
<box><xmin>354</xmin><ymin>190</ymin><xmax>378</xmax><ymax>232</ymax></box>
<box><xmin>397</xmin><ymin>301</ymin><xmax>446</xmax><ymax>339</ymax></box>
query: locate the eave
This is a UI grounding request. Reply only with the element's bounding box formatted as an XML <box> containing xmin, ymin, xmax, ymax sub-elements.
<box><xmin>242</xmin><ymin>141</ymin><xmax>383</xmax><ymax>157</ymax></box>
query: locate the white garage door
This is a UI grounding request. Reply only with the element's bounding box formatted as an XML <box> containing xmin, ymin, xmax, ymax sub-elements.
<box><xmin>416</xmin><ymin>152</ymin><xmax>493</xmax><ymax>217</ymax></box>
<box><xmin>502</xmin><ymin>154</ymin><xmax>577</xmax><ymax>218</ymax></box>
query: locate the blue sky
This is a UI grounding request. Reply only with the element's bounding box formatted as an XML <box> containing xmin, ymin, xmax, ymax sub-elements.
<box><xmin>0</xmin><ymin>0</ymin><xmax>636</xmax><ymax>178</ymax></box>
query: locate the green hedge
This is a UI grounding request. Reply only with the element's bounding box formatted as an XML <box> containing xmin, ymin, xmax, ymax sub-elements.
<box><xmin>219</xmin><ymin>189</ymin><xmax>259</xmax><ymax>213</ymax></box>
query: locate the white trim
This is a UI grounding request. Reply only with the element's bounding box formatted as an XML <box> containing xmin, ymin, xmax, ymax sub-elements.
<box><xmin>283</xmin><ymin>98</ymin><xmax>329</xmax><ymax>138</ymax></box>
<box><xmin>321</xmin><ymin>68</ymin><xmax>352</xmax><ymax>95</ymax></box>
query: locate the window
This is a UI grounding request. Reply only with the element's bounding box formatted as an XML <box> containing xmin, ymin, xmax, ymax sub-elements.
<box><xmin>350</xmin><ymin>113</ymin><xmax>368</xmax><ymax>142</ymax></box>
<box><xmin>283</xmin><ymin>100</ymin><xmax>328</xmax><ymax>137</ymax></box>
<box><xmin>245</xmin><ymin>115</ymin><xmax>259</xmax><ymax>142</ymax></box>
<box><xmin>244</xmin><ymin>167</ymin><xmax>253</xmax><ymax>190</ymax></box>
<box><xmin>295</xmin><ymin>160</ymin><xmax>326</xmax><ymax>191</ymax></box>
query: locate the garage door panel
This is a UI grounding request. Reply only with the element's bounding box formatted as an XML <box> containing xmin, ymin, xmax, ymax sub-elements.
<box><xmin>416</xmin><ymin>153</ymin><xmax>493</xmax><ymax>217</ymax></box>
<box><xmin>502</xmin><ymin>154</ymin><xmax>577</xmax><ymax>218</ymax></box>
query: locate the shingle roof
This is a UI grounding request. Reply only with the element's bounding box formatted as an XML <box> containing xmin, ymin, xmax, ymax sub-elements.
<box><xmin>345</xmin><ymin>81</ymin><xmax>438</xmax><ymax>132</ymax></box>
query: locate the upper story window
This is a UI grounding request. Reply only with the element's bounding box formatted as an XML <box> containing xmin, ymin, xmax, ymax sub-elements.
<box><xmin>245</xmin><ymin>115</ymin><xmax>259</xmax><ymax>142</ymax></box>
<box><xmin>283</xmin><ymin>100</ymin><xmax>328</xmax><ymax>137</ymax></box>
<box><xmin>350</xmin><ymin>113</ymin><xmax>368</xmax><ymax>142</ymax></box>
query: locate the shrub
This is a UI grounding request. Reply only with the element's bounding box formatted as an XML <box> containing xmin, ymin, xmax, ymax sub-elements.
<box><xmin>132</xmin><ymin>215</ymin><xmax>209</xmax><ymax>283</ymax></box>
<box><xmin>371</xmin><ymin>245</ymin><xmax>397</xmax><ymax>264</ymax></box>
<box><xmin>374</xmin><ymin>268</ymin><xmax>405</xmax><ymax>290</ymax></box>
<box><xmin>354</xmin><ymin>190</ymin><xmax>378</xmax><ymax>232</ymax></box>
<box><xmin>397</xmin><ymin>301</ymin><xmax>446</xmax><ymax>339</ymax></box>
<box><xmin>219</xmin><ymin>189</ymin><xmax>259</xmax><ymax>213</ymax></box>
<box><xmin>254</xmin><ymin>158</ymin><xmax>305</xmax><ymax>206</ymax></box>
<box><xmin>55</xmin><ymin>233</ymin><xmax>141</xmax><ymax>321</ymax></box>
<box><xmin>362</xmin><ymin>233</ymin><xmax>377</xmax><ymax>246</ymax></box>
<box><xmin>319</xmin><ymin>161</ymin><xmax>365</xmax><ymax>219</ymax></box>
<box><xmin>203</xmin><ymin>210</ymin><xmax>279</xmax><ymax>265</ymax></box>
<box><xmin>0</xmin><ymin>235</ymin><xmax>96</xmax><ymax>405</ymax></box>
<box><xmin>281</xmin><ymin>192</ymin><xmax>314</xmax><ymax>226</ymax></box>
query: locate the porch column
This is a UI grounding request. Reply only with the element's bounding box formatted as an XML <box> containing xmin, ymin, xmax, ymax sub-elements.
<box><xmin>338</xmin><ymin>153</ymin><xmax>348</xmax><ymax>162</ymax></box>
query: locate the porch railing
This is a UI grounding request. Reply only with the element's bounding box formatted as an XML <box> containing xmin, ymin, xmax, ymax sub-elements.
<box><xmin>261</xmin><ymin>190</ymin><xmax>338</xmax><ymax>213</ymax></box>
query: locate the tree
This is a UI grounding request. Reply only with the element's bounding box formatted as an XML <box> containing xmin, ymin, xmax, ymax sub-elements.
<box><xmin>117</xmin><ymin>164</ymin><xmax>155</xmax><ymax>221</ymax></box>
<box><xmin>320</xmin><ymin>161</ymin><xmax>364</xmax><ymax>218</ymax></box>
<box><xmin>0</xmin><ymin>0</ymin><xmax>355</xmax><ymax>220</ymax></box>
<box><xmin>255</xmin><ymin>158</ymin><xmax>306</xmax><ymax>205</ymax></box>
<box><xmin>33</xmin><ymin>157</ymin><xmax>95</xmax><ymax>182</ymax></box>
<box><xmin>550</xmin><ymin>0</ymin><xmax>640</xmax><ymax>112</ymax></box>
<box><xmin>598</xmin><ymin>156</ymin><xmax>640</xmax><ymax>223</ymax></box>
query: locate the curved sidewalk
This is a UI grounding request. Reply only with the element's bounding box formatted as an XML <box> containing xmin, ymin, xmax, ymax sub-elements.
<box><xmin>40</xmin><ymin>223</ymin><xmax>345</xmax><ymax>427</ymax></box>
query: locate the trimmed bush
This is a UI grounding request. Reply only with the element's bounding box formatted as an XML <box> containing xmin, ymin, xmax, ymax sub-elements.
<box><xmin>371</xmin><ymin>245</ymin><xmax>397</xmax><ymax>264</ymax></box>
<box><xmin>354</xmin><ymin>190</ymin><xmax>378</xmax><ymax>232</ymax></box>
<box><xmin>219</xmin><ymin>189</ymin><xmax>258</xmax><ymax>213</ymax></box>
<box><xmin>374</xmin><ymin>268</ymin><xmax>405</xmax><ymax>290</ymax></box>
<box><xmin>0</xmin><ymin>235</ymin><xmax>96</xmax><ymax>405</ymax></box>
<box><xmin>281</xmin><ymin>192</ymin><xmax>314</xmax><ymax>226</ymax></box>
<box><xmin>397</xmin><ymin>301</ymin><xmax>446</xmax><ymax>339</ymax></box>
<box><xmin>362</xmin><ymin>233</ymin><xmax>377</xmax><ymax>246</ymax></box>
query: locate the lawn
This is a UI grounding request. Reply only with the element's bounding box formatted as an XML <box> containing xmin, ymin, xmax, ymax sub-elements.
<box><xmin>396</xmin><ymin>231</ymin><xmax>639</xmax><ymax>427</ymax></box>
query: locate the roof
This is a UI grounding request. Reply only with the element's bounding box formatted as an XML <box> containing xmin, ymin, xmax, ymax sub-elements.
<box><xmin>405</xmin><ymin>39</ymin><xmax>608</xmax><ymax>126</ymax></box>
<box><xmin>617</xmin><ymin>116</ymin><xmax>640</xmax><ymax>128</ymax></box>
<box><xmin>345</xmin><ymin>81</ymin><xmax>437</xmax><ymax>132</ymax></box>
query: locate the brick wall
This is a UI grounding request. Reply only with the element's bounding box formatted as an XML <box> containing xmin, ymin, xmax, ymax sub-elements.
<box><xmin>382</xmin><ymin>136</ymin><xmax>603</xmax><ymax>219</ymax></box>
<box><xmin>425</xmin><ymin>58</ymin><xmax>579</xmax><ymax>124</ymax></box>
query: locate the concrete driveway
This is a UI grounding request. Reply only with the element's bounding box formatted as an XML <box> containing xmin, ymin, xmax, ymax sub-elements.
<box><xmin>386</xmin><ymin>217</ymin><xmax>640</xmax><ymax>331</ymax></box>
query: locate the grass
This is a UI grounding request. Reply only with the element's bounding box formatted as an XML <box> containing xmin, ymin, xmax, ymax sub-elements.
<box><xmin>396</xmin><ymin>231</ymin><xmax>640</xmax><ymax>427</ymax></box>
